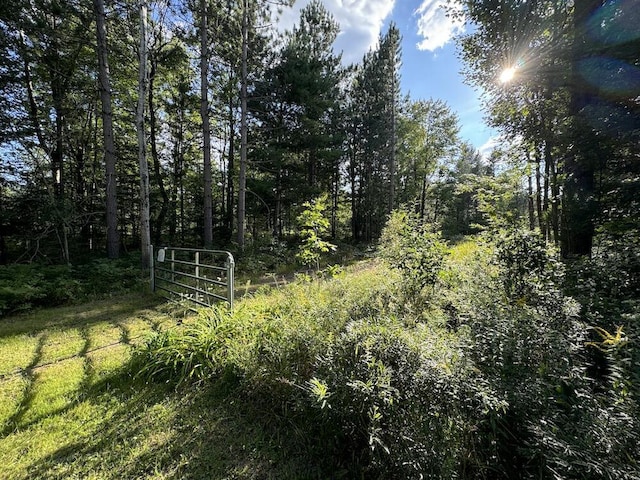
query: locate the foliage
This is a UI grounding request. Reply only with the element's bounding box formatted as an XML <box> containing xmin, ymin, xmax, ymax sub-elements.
<box><xmin>566</xmin><ymin>230</ymin><xmax>640</xmax><ymax>328</ymax></box>
<box><xmin>496</xmin><ymin>229</ymin><xmax>566</xmax><ymax>309</ymax></box>
<box><xmin>0</xmin><ymin>223</ymin><xmax>628</xmax><ymax>479</ymax></box>
<box><xmin>396</xmin><ymin>98</ymin><xmax>460</xmax><ymax>217</ymax></box>
<box><xmin>134</xmin><ymin>306</ymin><xmax>237</xmax><ymax>385</ymax></box>
<box><xmin>295</xmin><ymin>194</ymin><xmax>336</xmax><ymax>270</ymax></box>
<box><xmin>347</xmin><ymin>23</ymin><xmax>403</xmax><ymax>241</ymax></box>
<box><xmin>378</xmin><ymin>210</ymin><xmax>447</xmax><ymax>304</ymax></box>
<box><xmin>448</xmin><ymin>230</ymin><xmax>640</xmax><ymax>479</ymax></box>
<box><xmin>0</xmin><ymin>255</ymin><xmax>144</xmax><ymax>317</ymax></box>
<box><xmin>307</xmin><ymin>318</ymin><xmax>468</xmax><ymax>478</ymax></box>
<box><xmin>458</xmin><ymin>0</ymin><xmax>640</xmax><ymax>256</ymax></box>
<box><xmin>457</xmin><ymin>232</ymin><xmax>580</xmax><ymax>477</ymax></box>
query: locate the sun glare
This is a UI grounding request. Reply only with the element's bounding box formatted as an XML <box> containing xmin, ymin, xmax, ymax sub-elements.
<box><xmin>499</xmin><ymin>67</ymin><xmax>517</xmax><ymax>83</ymax></box>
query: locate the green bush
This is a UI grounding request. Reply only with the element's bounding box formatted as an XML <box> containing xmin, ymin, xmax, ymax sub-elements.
<box><xmin>307</xmin><ymin>318</ymin><xmax>468</xmax><ymax>478</ymax></box>
<box><xmin>456</xmin><ymin>230</ymin><xmax>640</xmax><ymax>479</ymax></box>
<box><xmin>135</xmin><ymin>307</ymin><xmax>239</xmax><ymax>384</ymax></box>
<box><xmin>378</xmin><ymin>210</ymin><xmax>447</xmax><ymax>306</ymax></box>
<box><xmin>137</xmin><ymin>227</ymin><xmax>640</xmax><ymax>479</ymax></box>
<box><xmin>0</xmin><ymin>255</ymin><xmax>145</xmax><ymax>316</ymax></box>
<box><xmin>138</xmin><ymin>260</ymin><xmax>485</xmax><ymax>478</ymax></box>
<box><xmin>295</xmin><ymin>194</ymin><xmax>336</xmax><ymax>270</ymax></box>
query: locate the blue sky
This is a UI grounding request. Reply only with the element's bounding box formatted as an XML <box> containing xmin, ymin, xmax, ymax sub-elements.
<box><xmin>278</xmin><ymin>0</ymin><xmax>498</xmax><ymax>154</ymax></box>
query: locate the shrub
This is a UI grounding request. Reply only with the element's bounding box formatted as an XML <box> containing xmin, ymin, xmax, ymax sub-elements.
<box><xmin>0</xmin><ymin>254</ymin><xmax>145</xmax><ymax>316</ymax></box>
<box><xmin>295</xmin><ymin>194</ymin><xmax>336</xmax><ymax>270</ymax></box>
<box><xmin>307</xmin><ymin>318</ymin><xmax>468</xmax><ymax>479</ymax></box>
<box><xmin>378</xmin><ymin>210</ymin><xmax>447</xmax><ymax>306</ymax></box>
<box><xmin>457</xmin><ymin>230</ymin><xmax>640</xmax><ymax>479</ymax></box>
<box><xmin>137</xmin><ymin>228</ymin><xmax>640</xmax><ymax>479</ymax></box>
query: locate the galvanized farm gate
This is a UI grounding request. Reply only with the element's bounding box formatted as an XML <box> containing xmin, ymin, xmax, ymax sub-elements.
<box><xmin>150</xmin><ymin>246</ymin><xmax>235</xmax><ymax>309</ymax></box>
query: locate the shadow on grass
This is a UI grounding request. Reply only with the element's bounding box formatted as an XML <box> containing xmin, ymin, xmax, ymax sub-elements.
<box><xmin>0</xmin><ymin>293</ymin><xmax>167</xmax><ymax>339</ymax></box>
<box><xmin>20</xmin><ymin>369</ymin><xmax>342</xmax><ymax>480</ymax></box>
<box><xmin>1</xmin><ymin>333</ymin><xmax>46</xmax><ymax>436</ymax></box>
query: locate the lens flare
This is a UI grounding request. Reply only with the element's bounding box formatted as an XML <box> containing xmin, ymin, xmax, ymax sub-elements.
<box><xmin>499</xmin><ymin>67</ymin><xmax>517</xmax><ymax>83</ymax></box>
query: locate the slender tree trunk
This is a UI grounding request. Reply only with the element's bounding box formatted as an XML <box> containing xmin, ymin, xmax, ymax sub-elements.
<box><xmin>389</xmin><ymin>78</ymin><xmax>396</xmax><ymax>213</ymax></box>
<box><xmin>148</xmin><ymin>54</ymin><xmax>169</xmax><ymax>245</ymax></box>
<box><xmin>527</xmin><ymin>151</ymin><xmax>535</xmax><ymax>231</ymax></box>
<box><xmin>546</xmin><ymin>140</ymin><xmax>559</xmax><ymax>245</ymax></box>
<box><xmin>21</xmin><ymin>32</ymin><xmax>47</xmax><ymax>153</ymax></box>
<box><xmin>275</xmin><ymin>166</ymin><xmax>283</xmax><ymax>238</ymax></box>
<box><xmin>349</xmin><ymin>140</ymin><xmax>358</xmax><ymax>241</ymax></box>
<box><xmin>52</xmin><ymin>101</ymin><xmax>64</xmax><ymax>198</ymax></box>
<box><xmin>137</xmin><ymin>1</ymin><xmax>151</xmax><ymax>268</ymax></box>
<box><xmin>237</xmin><ymin>0</ymin><xmax>249</xmax><ymax>249</ymax></box>
<box><xmin>225</xmin><ymin>69</ymin><xmax>235</xmax><ymax>241</ymax></box>
<box><xmin>200</xmin><ymin>0</ymin><xmax>213</xmax><ymax>247</ymax></box>
<box><xmin>420</xmin><ymin>174</ymin><xmax>427</xmax><ymax>219</ymax></box>
<box><xmin>535</xmin><ymin>147</ymin><xmax>543</xmax><ymax>237</ymax></box>
<box><xmin>543</xmin><ymin>144</ymin><xmax>550</xmax><ymax>240</ymax></box>
<box><xmin>170</xmin><ymin>90</ymin><xmax>185</xmax><ymax>244</ymax></box>
<box><xmin>94</xmin><ymin>0</ymin><xmax>119</xmax><ymax>259</ymax></box>
<box><xmin>49</xmin><ymin>39</ymin><xmax>66</xmax><ymax>200</ymax></box>
<box><xmin>331</xmin><ymin>155</ymin><xmax>339</xmax><ymax>238</ymax></box>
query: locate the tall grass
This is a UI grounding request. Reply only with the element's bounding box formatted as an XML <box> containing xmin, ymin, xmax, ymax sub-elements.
<box><xmin>138</xmin><ymin>226</ymin><xmax>640</xmax><ymax>479</ymax></box>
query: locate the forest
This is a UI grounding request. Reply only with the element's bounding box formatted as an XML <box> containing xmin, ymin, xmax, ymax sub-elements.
<box><xmin>0</xmin><ymin>0</ymin><xmax>636</xmax><ymax>263</ymax></box>
<box><xmin>0</xmin><ymin>0</ymin><xmax>639</xmax><ymax>478</ymax></box>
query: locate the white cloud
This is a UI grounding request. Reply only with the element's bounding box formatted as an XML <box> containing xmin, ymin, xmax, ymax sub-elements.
<box><xmin>276</xmin><ymin>0</ymin><xmax>396</xmax><ymax>64</ymax></box>
<box><xmin>478</xmin><ymin>135</ymin><xmax>501</xmax><ymax>160</ymax></box>
<box><xmin>414</xmin><ymin>0</ymin><xmax>464</xmax><ymax>51</ymax></box>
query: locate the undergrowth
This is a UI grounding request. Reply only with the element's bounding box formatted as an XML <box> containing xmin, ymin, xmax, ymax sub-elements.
<box><xmin>137</xmin><ymin>218</ymin><xmax>640</xmax><ymax>479</ymax></box>
<box><xmin>0</xmin><ymin>254</ymin><xmax>146</xmax><ymax>317</ymax></box>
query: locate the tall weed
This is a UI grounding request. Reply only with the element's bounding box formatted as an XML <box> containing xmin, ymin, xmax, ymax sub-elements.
<box><xmin>137</xmin><ymin>228</ymin><xmax>640</xmax><ymax>479</ymax></box>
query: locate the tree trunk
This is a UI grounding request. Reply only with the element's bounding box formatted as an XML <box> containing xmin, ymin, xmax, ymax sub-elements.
<box><xmin>148</xmin><ymin>53</ymin><xmax>169</xmax><ymax>246</ymax></box>
<box><xmin>535</xmin><ymin>147</ymin><xmax>543</xmax><ymax>237</ymax></box>
<box><xmin>170</xmin><ymin>89</ymin><xmax>185</xmax><ymax>244</ymax></box>
<box><xmin>225</xmin><ymin>69</ymin><xmax>235</xmax><ymax>242</ymax></box>
<box><xmin>331</xmin><ymin>154</ymin><xmax>339</xmax><ymax>238</ymax></box>
<box><xmin>237</xmin><ymin>0</ymin><xmax>249</xmax><ymax>249</ymax></box>
<box><xmin>94</xmin><ymin>0</ymin><xmax>119</xmax><ymax>259</ymax></box>
<box><xmin>543</xmin><ymin>144</ymin><xmax>550</xmax><ymax>240</ymax></box>
<box><xmin>547</xmin><ymin>140</ymin><xmax>559</xmax><ymax>246</ymax></box>
<box><xmin>524</xmin><ymin>149</ymin><xmax>535</xmax><ymax>231</ymax></box>
<box><xmin>348</xmin><ymin>138</ymin><xmax>358</xmax><ymax>241</ymax></box>
<box><xmin>200</xmin><ymin>0</ymin><xmax>213</xmax><ymax>247</ymax></box>
<box><xmin>137</xmin><ymin>1</ymin><xmax>151</xmax><ymax>269</ymax></box>
<box><xmin>562</xmin><ymin>0</ymin><xmax>600</xmax><ymax>257</ymax></box>
<box><xmin>389</xmin><ymin>76</ymin><xmax>396</xmax><ymax>213</ymax></box>
<box><xmin>51</xmin><ymin>103</ymin><xmax>64</xmax><ymax>198</ymax></box>
<box><xmin>420</xmin><ymin>174</ymin><xmax>427</xmax><ymax>219</ymax></box>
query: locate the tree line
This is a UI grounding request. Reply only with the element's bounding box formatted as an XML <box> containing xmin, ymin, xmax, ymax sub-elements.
<box><xmin>0</xmin><ymin>0</ymin><xmax>637</xmax><ymax>266</ymax></box>
<box><xmin>459</xmin><ymin>0</ymin><xmax>640</xmax><ymax>257</ymax></box>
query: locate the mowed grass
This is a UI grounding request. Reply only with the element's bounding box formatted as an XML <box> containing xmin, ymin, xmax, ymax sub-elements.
<box><xmin>0</xmin><ymin>293</ymin><xmax>180</xmax><ymax>479</ymax></box>
<box><xmin>0</xmin><ymin>290</ymin><xmax>330</xmax><ymax>479</ymax></box>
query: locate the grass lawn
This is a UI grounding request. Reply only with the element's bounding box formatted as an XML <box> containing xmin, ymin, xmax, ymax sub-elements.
<box><xmin>0</xmin><ymin>292</ymin><xmax>328</xmax><ymax>480</ymax></box>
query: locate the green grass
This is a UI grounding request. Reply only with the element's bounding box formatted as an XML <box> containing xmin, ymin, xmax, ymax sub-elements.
<box><xmin>0</xmin><ymin>244</ymin><xmax>493</xmax><ymax>479</ymax></box>
<box><xmin>0</xmin><ymin>287</ymin><xmax>344</xmax><ymax>479</ymax></box>
<box><xmin>0</xmin><ymin>293</ymin><xmax>177</xmax><ymax>478</ymax></box>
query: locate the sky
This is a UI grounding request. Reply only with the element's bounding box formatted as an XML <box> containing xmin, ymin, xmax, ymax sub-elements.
<box><xmin>277</xmin><ymin>0</ymin><xmax>498</xmax><ymax>155</ymax></box>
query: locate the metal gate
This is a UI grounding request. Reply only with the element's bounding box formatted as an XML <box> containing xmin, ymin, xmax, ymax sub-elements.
<box><xmin>150</xmin><ymin>246</ymin><xmax>235</xmax><ymax>309</ymax></box>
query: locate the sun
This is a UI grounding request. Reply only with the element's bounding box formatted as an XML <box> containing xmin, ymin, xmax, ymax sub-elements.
<box><xmin>499</xmin><ymin>66</ymin><xmax>517</xmax><ymax>83</ymax></box>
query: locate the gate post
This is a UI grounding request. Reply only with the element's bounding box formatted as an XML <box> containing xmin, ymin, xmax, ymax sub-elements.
<box><xmin>149</xmin><ymin>245</ymin><xmax>155</xmax><ymax>292</ymax></box>
<box><xmin>195</xmin><ymin>251</ymin><xmax>200</xmax><ymax>303</ymax></box>
<box><xmin>226</xmin><ymin>253</ymin><xmax>235</xmax><ymax>310</ymax></box>
<box><xmin>171</xmin><ymin>249</ymin><xmax>175</xmax><ymax>283</ymax></box>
